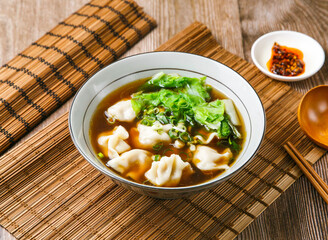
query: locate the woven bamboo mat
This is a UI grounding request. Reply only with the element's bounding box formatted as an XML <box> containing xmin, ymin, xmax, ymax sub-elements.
<box><xmin>0</xmin><ymin>22</ymin><xmax>326</xmax><ymax>239</ymax></box>
<box><xmin>0</xmin><ymin>0</ymin><xmax>156</xmax><ymax>154</ymax></box>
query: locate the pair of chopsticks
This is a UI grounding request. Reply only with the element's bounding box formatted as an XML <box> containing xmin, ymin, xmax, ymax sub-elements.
<box><xmin>284</xmin><ymin>141</ymin><xmax>328</xmax><ymax>204</ymax></box>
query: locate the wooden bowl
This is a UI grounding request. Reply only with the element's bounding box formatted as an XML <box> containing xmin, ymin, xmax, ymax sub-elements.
<box><xmin>298</xmin><ymin>85</ymin><xmax>328</xmax><ymax>149</ymax></box>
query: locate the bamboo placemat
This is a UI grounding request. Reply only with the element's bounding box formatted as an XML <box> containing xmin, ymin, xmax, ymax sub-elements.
<box><xmin>0</xmin><ymin>22</ymin><xmax>326</xmax><ymax>239</ymax></box>
<box><xmin>0</xmin><ymin>0</ymin><xmax>156</xmax><ymax>154</ymax></box>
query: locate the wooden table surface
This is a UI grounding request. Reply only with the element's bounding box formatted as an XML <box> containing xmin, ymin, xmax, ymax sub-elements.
<box><xmin>0</xmin><ymin>0</ymin><xmax>327</xmax><ymax>239</ymax></box>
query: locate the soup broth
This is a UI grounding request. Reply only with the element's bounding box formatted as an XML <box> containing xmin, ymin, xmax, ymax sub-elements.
<box><xmin>90</xmin><ymin>74</ymin><xmax>245</xmax><ymax>187</ymax></box>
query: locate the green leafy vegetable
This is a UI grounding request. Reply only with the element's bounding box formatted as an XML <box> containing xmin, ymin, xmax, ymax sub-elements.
<box><xmin>146</xmin><ymin>72</ymin><xmax>189</xmax><ymax>88</ymax></box>
<box><xmin>217</xmin><ymin>138</ymin><xmax>242</xmax><ymax>153</ymax></box>
<box><xmin>131</xmin><ymin>91</ymin><xmax>161</xmax><ymax>115</ymax></box>
<box><xmin>132</xmin><ymin>73</ymin><xmax>211</xmax><ymax>119</ymax></box>
<box><xmin>154</xmin><ymin>155</ymin><xmax>161</xmax><ymax>161</ymax></box>
<box><xmin>192</xmin><ymin>100</ymin><xmax>225</xmax><ymax>129</ymax></box>
<box><xmin>181</xmin><ymin>76</ymin><xmax>211</xmax><ymax>102</ymax></box>
<box><xmin>219</xmin><ymin>119</ymin><xmax>231</xmax><ymax>138</ymax></box>
<box><xmin>229</xmin><ymin>137</ymin><xmax>242</xmax><ymax>153</ymax></box>
<box><xmin>227</xmin><ymin>120</ymin><xmax>242</xmax><ymax>139</ymax></box>
<box><xmin>129</xmin><ymin>72</ymin><xmax>243</xmax><ymax>153</ymax></box>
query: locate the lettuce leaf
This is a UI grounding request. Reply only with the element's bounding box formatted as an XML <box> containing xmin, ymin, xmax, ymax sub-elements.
<box><xmin>192</xmin><ymin>100</ymin><xmax>225</xmax><ymax>129</ymax></box>
<box><xmin>138</xmin><ymin>73</ymin><xmax>211</xmax><ymax>101</ymax></box>
<box><xmin>129</xmin><ymin>72</ymin><xmax>243</xmax><ymax>149</ymax></box>
<box><xmin>219</xmin><ymin>119</ymin><xmax>231</xmax><ymax>138</ymax></box>
<box><xmin>139</xmin><ymin>72</ymin><xmax>190</xmax><ymax>91</ymax></box>
<box><xmin>132</xmin><ymin>73</ymin><xmax>228</xmax><ymax>132</ymax></box>
<box><xmin>182</xmin><ymin>93</ymin><xmax>204</xmax><ymax>106</ymax></box>
<box><xmin>131</xmin><ymin>91</ymin><xmax>160</xmax><ymax>114</ymax></box>
<box><xmin>182</xmin><ymin>77</ymin><xmax>211</xmax><ymax>102</ymax></box>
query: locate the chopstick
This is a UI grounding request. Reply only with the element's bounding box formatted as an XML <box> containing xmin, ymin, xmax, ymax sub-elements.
<box><xmin>283</xmin><ymin>141</ymin><xmax>328</xmax><ymax>204</ymax></box>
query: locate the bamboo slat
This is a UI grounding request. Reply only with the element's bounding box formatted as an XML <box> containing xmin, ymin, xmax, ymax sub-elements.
<box><xmin>0</xmin><ymin>22</ymin><xmax>326</xmax><ymax>239</ymax></box>
<box><xmin>0</xmin><ymin>0</ymin><xmax>156</xmax><ymax>154</ymax></box>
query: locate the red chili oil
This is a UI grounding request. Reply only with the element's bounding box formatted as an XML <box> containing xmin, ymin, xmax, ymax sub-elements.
<box><xmin>267</xmin><ymin>42</ymin><xmax>305</xmax><ymax>76</ymax></box>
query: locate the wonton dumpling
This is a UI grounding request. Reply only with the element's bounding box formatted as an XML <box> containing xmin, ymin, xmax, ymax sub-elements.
<box><xmin>136</xmin><ymin>121</ymin><xmax>172</xmax><ymax>148</ymax></box>
<box><xmin>107</xmin><ymin>149</ymin><xmax>152</xmax><ymax>182</ymax></box>
<box><xmin>98</xmin><ymin>125</ymin><xmax>131</xmax><ymax>159</ymax></box>
<box><xmin>193</xmin><ymin>146</ymin><xmax>232</xmax><ymax>172</ymax></box>
<box><xmin>105</xmin><ymin>100</ymin><xmax>136</xmax><ymax>122</ymax></box>
<box><xmin>145</xmin><ymin>154</ymin><xmax>194</xmax><ymax>187</ymax></box>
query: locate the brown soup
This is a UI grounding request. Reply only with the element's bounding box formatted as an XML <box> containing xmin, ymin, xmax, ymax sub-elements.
<box><xmin>90</xmin><ymin>77</ymin><xmax>246</xmax><ymax>187</ymax></box>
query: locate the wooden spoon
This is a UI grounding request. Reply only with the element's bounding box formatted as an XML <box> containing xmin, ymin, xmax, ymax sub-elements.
<box><xmin>298</xmin><ymin>85</ymin><xmax>328</xmax><ymax>149</ymax></box>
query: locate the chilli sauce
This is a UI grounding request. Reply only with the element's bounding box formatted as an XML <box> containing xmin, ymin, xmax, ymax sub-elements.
<box><xmin>267</xmin><ymin>42</ymin><xmax>305</xmax><ymax>76</ymax></box>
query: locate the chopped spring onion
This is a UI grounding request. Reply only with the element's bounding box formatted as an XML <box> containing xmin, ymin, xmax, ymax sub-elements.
<box><xmin>141</xmin><ymin>119</ymin><xmax>153</xmax><ymax>126</ymax></box>
<box><xmin>172</xmin><ymin>122</ymin><xmax>187</xmax><ymax>132</ymax></box>
<box><xmin>143</xmin><ymin>179</ymin><xmax>150</xmax><ymax>184</ymax></box>
<box><xmin>141</xmin><ymin>115</ymin><xmax>156</xmax><ymax>126</ymax></box>
<box><xmin>179</xmin><ymin>132</ymin><xmax>192</xmax><ymax>143</ymax></box>
<box><xmin>98</xmin><ymin>152</ymin><xmax>105</xmax><ymax>158</ymax></box>
<box><xmin>152</xmin><ymin>142</ymin><xmax>164</xmax><ymax>151</ymax></box>
<box><xmin>104</xmin><ymin>111</ymin><xmax>116</xmax><ymax>124</ymax></box>
<box><xmin>156</xmin><ymin>113</ymin><xmax>169</xmax><ymax>124</ymax></box>
<box><xmin>107</xmin><ymin>117</ymin><xmax>115</xmax><ymax>124</ymax></box>
<box><xmin>179</xmin><ymin>152</ymin><xmax>189</xmax><ymax>161</ymax></box>
<box><xmin>189</xmin><ymin>144</ymin><xmax>196</xmax><ymax>151</ymax></box>
<box><xmin>162</xmin><ymin>148</ymin><xmax>174</xmax><ymax>156</ymax></box>
<box><xmin>168</xmin><ymin>129</ymin><xmax>179</xmax><ymax>140</ymax></box>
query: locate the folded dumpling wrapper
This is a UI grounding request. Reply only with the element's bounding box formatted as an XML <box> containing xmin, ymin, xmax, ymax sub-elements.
<box><xmin>194</xmin><ymin>132</ymin><xmax>219</xmax><ymax>144</ymax></box>
<box><xmin>145</xmin><ymin>154</ymin><xmax>194</xmax><ymax>187</ymax></box>
<box><xmin>98</xmin><ymin>125</ymin><xmax>131</xmax><ymax>159</ymax></box>
<box><xmin>107</xmin><ymin>149</ymin><xmax>152</xmax><ymax>182</ymax></box>
<box><xmin>193</xmin><ymin>146</ymin><xmax>232</xmax><ymax>172</ymax></box>
<box><xmin>105</xmin><ymin>99</ymin><xmax>136</xmax><ymax>122</ymax></box>
<box><xmin>136</xmin><ymin>121</ymin><xmax>172</xmax><ymax>148</ymax></box>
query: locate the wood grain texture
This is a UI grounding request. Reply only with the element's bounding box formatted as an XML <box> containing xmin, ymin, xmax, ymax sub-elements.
<box><xmin>237</xmin><ymin>1</ymin><xmax>328</xmax><ymax>239</ymax></box>
<box><xmin>0</xmin><ymin>0</ymin><xmax>156</xmax><ymax>154</ymax></box>
<box><xmin>0</xmin><ymin>0</ymin><xmax>327</xmax><ymax>239</ymax></box>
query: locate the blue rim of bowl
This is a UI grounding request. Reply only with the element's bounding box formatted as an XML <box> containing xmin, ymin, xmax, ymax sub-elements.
<box><xmin>69</xmin><ymin>51</ymin><xmax>266</xmax><ymax>192</ymax></box>
<box><xmin>251</xmin><ymin>30</ymin><xmax>325</xmax><ymax>82</ymax></box>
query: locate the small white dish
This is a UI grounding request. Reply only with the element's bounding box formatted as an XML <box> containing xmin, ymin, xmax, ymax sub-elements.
<box><xmin>251</xmin><ymin>31</ymin><xmax>325</xmax><ymax>82</ymax></box>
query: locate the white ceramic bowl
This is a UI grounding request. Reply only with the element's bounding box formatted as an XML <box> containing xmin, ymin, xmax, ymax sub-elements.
<box><xmin>69</xmin><ymin>52</ymin><xmax>266</xmax><ymax>199</ymax></box>
<box><xmin>251</xmin><ymin>31</ymin><xmax>325</xmax><ymax>81</ymax></box>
